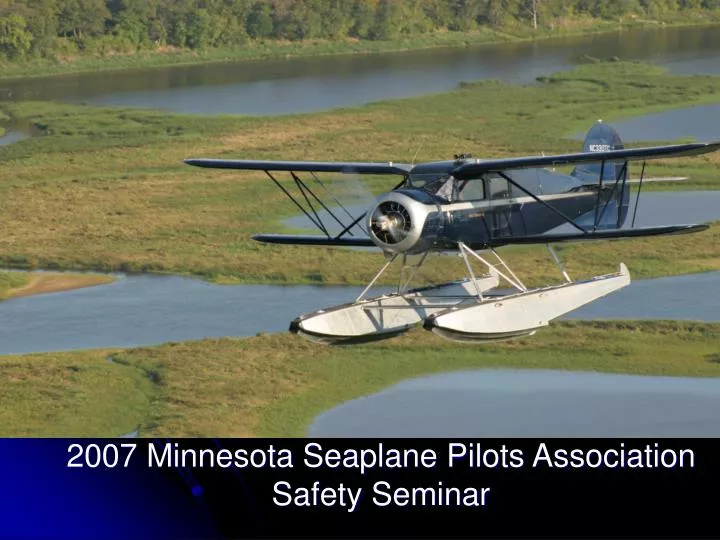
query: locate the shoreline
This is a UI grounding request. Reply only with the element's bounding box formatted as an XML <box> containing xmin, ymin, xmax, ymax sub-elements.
<box><xmin>1</xmin><ymin>19</ymin><xmax>718</xmax><ymax>82</ymax></box>
<box><xmin>0</xmin><ymin>254</ymin><xmax>718</xmax><ymax>291</ymax></box>
<box><xmin>1</xmin><ymin>271</ymin><xmax>114</xmax><ymax>300</ymax></box>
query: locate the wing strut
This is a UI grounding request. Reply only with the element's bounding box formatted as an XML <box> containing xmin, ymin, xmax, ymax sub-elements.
<box><xmin>496</xmin><ymin>171</ymin><xmax>588</xmax><ymax>234</ymax></box>
<box><xmin>262</xmin><ymin>169</ymin><xmax>395</xmax><ymax>241</ymax></box>
<box><xmin>594</xmin><ymin>159</ymin><xmax>630</xmax><ymax>229</ymax></box>
<box><xmin>631</xmin><ymin>161</ymin><xmax>647</xmax><ymax>228</ymax></box>
<box><xmin>498</xmin><ymin>153</ymin><xmax>634</xmax><ymax>236</ymax></box>
<box><xmin>290</xmin><ymin>171</ymin><xmax>356</xmax><ymax>236</ymax></box>
<box><xmin>592</xmin><ymin>160</ymin><xmax>606</xmax><ymax>230</ymax></box>
<box><xmin>335</xmin><ymin>211</ymin><xmax>368</xmax><ymax>240</ymax></box>
<box><xmin>332</xmin><ymin>177</ymin><xmax>406</xmax><ymax>240</ymax></box>
<box><xmin>309</xmin><ymin>171</ymin><xmax>369</xmax><ymax>236</ymax></box>
<box><xmin>185</xmin><ymin>156</ymin><xmax>411</xmax><ymax>242</ymax></box>
<box><xmin>265</xmin><ymin>171</ymin><xmax>327</xmax><ymax>235</ymax></box>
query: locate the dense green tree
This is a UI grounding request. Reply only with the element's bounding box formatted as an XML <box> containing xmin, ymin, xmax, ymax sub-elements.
<box><xmin>422</xmin><ymin>0</ymin><xmax>455</xmax><ymax>28</ymax></box>
<box><xmin>321</xmin><ymin>0</ymin><xmax>355</xmax><ymax>39</ymax></box>
<box><xmin>0</xmin><ymin>0</ymin><xmax>717</xmax><ymax>62</ymax></box>
<box><xmin>680</xmin><ymin>0</ymin><xmax>702</xmax><ymax>9</ymax></box>
<box><xmin>349</xmin><ymin>0</ymin><xmax>377</xmax><ymax>38</ymax></box>
<box><xmin>373</xmin><ymin>0</ymin><xmax>404</xmax><ymax>39</ymax></box>
<box><xmin>0</xmin><ymin>12</ymin><xmax>32</xmax><ymax>58</ymax></box>
<box><xmin>449</xmin><ymin>0</ymin><xmax>481</xmax><ymax>30</ymax></box>
<box><xmin>110</xmin><ymin>0</ymin><xmax>154</xmax><ymax>46</ymax></box>
<box><xmin>57</xmin><ymin>0</ymin><xmax>110</xmax><ymax>43</ymax></box>
<box><xmin>247</xmin><ymin>2</ymin><xmax>273</xmax><ymax>38</ymax></box>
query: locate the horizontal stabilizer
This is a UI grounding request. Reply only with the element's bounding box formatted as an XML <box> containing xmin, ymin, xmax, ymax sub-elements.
<box><xmin>252</xmin><ymin>234</ymin><xmax>376</xmax><ymax>247</ymax></box>
<box><xmin>452</xmin><ymin>141</ymin><xmax>720</xmax><ymax>179</ymax></box>
<box><xmin>480</xmin><ymin>224</ymin><xmax>709</xmax><ymax>247</ymax></box>
<box><xmin>185</xmin><ymin>159</ymin><xmax>412</xmax><ymax>175</ymax></box>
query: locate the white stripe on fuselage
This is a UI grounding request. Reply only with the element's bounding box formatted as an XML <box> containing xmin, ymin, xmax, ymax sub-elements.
<box><xmin>438</xmin><ymin>191</ymin><xmax>596</xmax><ymax>212</ymax></box>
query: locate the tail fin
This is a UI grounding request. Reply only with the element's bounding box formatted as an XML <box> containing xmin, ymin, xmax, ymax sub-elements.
<box><xmin>572</xmin><ymin>120</ymin><xmax>631</xmax><ymax>228</ymax></box>
<box><xmin>572</xmin><ymin>119</ymin><xmax>625</xmax><ymax>181</ymax></box>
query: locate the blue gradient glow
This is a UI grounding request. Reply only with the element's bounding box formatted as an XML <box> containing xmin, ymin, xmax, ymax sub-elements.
<box><xmin>0</xmin><ymin>440</ymin><xmax>220</xmax><ymax>540</ymax></box>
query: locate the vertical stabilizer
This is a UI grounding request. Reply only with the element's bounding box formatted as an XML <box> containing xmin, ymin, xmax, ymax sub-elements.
<box><xmin>573</xmin><ymin>120</ymin><xmax>631</xmax><ymax>228</ymax></box>
<box><xmin>573</xmin><ymin>119</ymin><xmax>625</xmax><ymax>180</ymax></box>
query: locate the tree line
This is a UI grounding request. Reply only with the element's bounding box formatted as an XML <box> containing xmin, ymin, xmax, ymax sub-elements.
<box><xmin>0</xmin><ymin>0</ymin><xmax>717</xmax><ymax>61</ymax></box>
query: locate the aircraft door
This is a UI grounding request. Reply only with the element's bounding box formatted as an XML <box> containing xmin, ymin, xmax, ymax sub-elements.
<box><xmin>486</xmin><ymin>175</ymin><xmax>524</xmax><ymax>237</ymax></box>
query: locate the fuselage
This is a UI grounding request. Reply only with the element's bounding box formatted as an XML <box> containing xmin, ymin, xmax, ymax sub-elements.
<box><xmin>366</xmin><ymin>157</ymin><xmax>630</xmax><ymax>254</ymax></box>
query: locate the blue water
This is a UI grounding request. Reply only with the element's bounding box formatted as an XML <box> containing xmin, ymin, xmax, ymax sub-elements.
<box><xmin>0</xmin><ymin>267</ymin><xmax>718</xmax><ymax>356</ymax></box>
<box><xmin>309</xmin><ymin>369</ymin><xmax>720</xmax><ymax>437</ymax></box>
<box><xmin>573</xmin><ymin>103</ymin><xmax>720</xmax><ymax>143</ymax></box>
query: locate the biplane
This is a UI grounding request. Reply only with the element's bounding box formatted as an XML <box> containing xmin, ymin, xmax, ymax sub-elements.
<box><xmin>185</xmin><ymin>121</ymin><xmax>720</xmax><ymax>344</ymax></box>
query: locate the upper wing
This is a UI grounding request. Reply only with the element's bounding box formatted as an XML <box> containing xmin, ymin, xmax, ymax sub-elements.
<box><xmin>186</xmin><ymin>141</ymin><xmax>720</xmax><ymax>177</ymax></box>
<box><xmin>452</xmin><ymin>141</ymin><xmax>720</xmax><ymax>180</ymax></box>
<box><xmin>184</xmin><ymin>158</ymin><xmax>412</xmax><ymax>175</ymax></box>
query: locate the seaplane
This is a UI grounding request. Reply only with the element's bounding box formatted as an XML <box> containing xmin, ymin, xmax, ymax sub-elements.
<box><xmin>185</xmin><ymin>121</ymin><xmax>720</xmax><ymax>344</ymax></box>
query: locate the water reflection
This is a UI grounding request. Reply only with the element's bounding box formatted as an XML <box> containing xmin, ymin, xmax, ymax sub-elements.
<box><xmin>308</xmin><ymin>369</ymin><xmax>720</xmax><ymax>437</ymax></box>
<box><xmin>0</xmin><ymin>26</ymin><xmax>719</xmax><ymax>116</ymax></box>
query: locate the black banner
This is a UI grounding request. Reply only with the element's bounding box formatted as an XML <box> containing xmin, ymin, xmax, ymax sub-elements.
<box><xmin>2</xmin><ymin>438</ymin><xmax>718</xmax><ymax>539</ymax></box>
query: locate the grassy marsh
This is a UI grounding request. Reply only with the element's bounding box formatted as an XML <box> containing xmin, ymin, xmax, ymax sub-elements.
<box><xmin>0</xmin><ymin>61</ymin><xmax>719</xmax><ymax>287</ymax></box>
<box><xmin>1</xmin><ymin>320</ymin><xmax>718</xmax><ymax>437</ymax></box>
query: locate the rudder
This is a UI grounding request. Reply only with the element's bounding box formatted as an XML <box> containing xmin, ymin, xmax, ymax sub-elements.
<box><xmin>573</xmin><ymin>119</ymin><xmax>625</xmax><ymax>181</ymax></box>
<box><xmin>572</xmin><ymin>120</ymin><xmax>631</xmax><ymax>228</ymax></box>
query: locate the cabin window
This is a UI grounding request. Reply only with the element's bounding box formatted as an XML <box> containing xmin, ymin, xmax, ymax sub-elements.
<box><xmin>487</xmin><ymin>175</ymin><xmax>512</xmax><ymax>200</ymax></box>
<box><xmin>458</xmin><ymin>174</ymin><xmax>515</xmax><ymax>201</ymax></box>
<box><xmin>458</xmin><ymin>179</ymin><xmax>485</xmax><ymax>201</ymax></box>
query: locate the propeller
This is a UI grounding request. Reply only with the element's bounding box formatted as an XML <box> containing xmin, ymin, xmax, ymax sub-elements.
<box><xmin>370</xmin><ymin>201</ymin><xmax>412</xmax><ymax>245</ymax></box>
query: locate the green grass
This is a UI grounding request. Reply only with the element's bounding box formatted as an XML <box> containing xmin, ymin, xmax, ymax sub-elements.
<box><xmin>0</xmin><ymin>108</ymin><xmax>9</xmax><ymax>137</ymax></box>
<box><xmin>2</xmin><ymin>17</ymin><xmax>718</xmax><ymax>81</ymax></box>
<box><xmin>0</xmin><ymin>60</ymin><xmax>719</xmax><ymax>286</ymax></box>
<box><xmin>0</xmin><ymin>271</ymin><xmax>29</xmax><ymax>300</ymax></box>
<box><xmin>1</xmin><ymin>321</ymin><xmax>718</xmax><ymax>437</ymax></box>
<box><xmin>0</xmin><ymin>349</ymin><xmax>153</xmax><ymax>437</ymax></box>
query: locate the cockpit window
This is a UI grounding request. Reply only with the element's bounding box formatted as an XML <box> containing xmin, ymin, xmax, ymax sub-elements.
<box><xmin>408</xmin><ymin>171</ymin><xmax>456</xmax><ymax>201</ymax></box>
<box><xmin>408</xmin><ymin>172</ymin><xmax>447</xmax><ymax>188</ymax></box>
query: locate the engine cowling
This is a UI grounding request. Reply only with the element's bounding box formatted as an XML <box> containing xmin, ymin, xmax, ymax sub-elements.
<box><xmin>366</xmin><ymin>191</ymin><xmax>443</xmax><ymax>254</ymax></box>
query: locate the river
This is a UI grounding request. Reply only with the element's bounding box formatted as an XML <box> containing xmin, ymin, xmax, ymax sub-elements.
<box><xmin>3</xmin><ymin>25</ymin><xmax>720</xmax><ymax>147</ymax></box>
<box><xmin>573</xmin><ymin>103</ymin><xmax>720</xmax><ymax>142</ymax></box>
<box><xmin>1</xmin><ymin>26</ymin><xmax>720</xmax><ymax>118</ymax></box>
<box><xmin>1</xmin><ymin>265</ymin><xmax>718</xmax><ymax>356</ymax></box>
<box><xmin>308</xmin><ymin>369</ymin><xmax>720</xmax><ymax>437</ymax></box>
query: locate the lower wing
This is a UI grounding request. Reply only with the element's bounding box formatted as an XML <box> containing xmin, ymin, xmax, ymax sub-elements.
<box><xmin>253</xmin><ymin>224</ymin><xmax>709</xmax><ymax>249</ymax></box>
